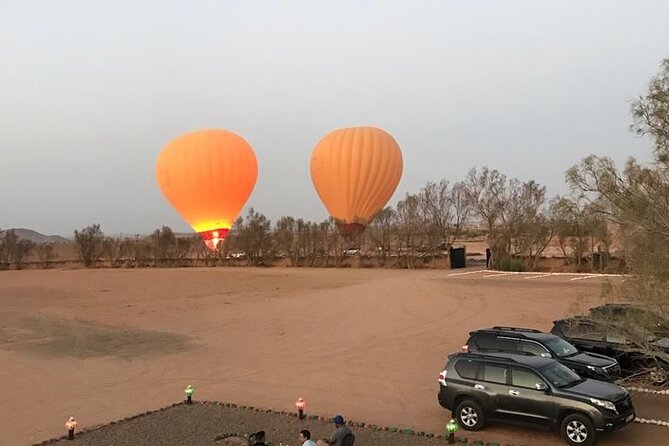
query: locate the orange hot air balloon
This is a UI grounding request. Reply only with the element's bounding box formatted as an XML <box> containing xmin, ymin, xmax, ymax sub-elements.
<box><xmin>156</xmin><ymin>129</ymin><xmax>258</xmax><ymax>250</ymax></box>
<box><xmin>310</xmin><ymin>126</ymin><xmax>403</xmax><ymax>234</ymax></box>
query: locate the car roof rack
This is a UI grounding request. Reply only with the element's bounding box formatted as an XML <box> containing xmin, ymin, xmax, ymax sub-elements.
<box><xmin>491</xmin><ymin>326</ymin><xmax>542</xmax><ymax>333</ymax></box>
<box><xmin>458</xmin><ymin>352</ymin><xmax>522</xmax><ymax>363</ymax></box>
<box><xmin>458</xmin><ymin>351</ymin><xmax>555</xmax><ymax>366</ymax></box>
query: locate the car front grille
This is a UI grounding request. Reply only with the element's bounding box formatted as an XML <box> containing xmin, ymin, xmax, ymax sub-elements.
<box><xmin>615</xmin><ymin>395</ymin><xmax>633</xmax><ymax>414</ymax></box>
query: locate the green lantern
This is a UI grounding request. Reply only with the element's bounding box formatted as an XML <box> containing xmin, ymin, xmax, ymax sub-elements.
<box><xmin>185</xmin><ymin>384</ymin><xmax>194</xmax><ymax>404</ymax></box>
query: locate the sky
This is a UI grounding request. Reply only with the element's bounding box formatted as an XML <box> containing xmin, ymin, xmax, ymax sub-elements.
<box><xmin>1</xmin><ymin>1</ymin><xmax>668</xmax><ymax>237</ymax></box>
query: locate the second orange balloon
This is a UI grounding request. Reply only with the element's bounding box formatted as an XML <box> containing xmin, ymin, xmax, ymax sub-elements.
<box><xmin>310</xmin><ymin>126</ymin><xmax>404</xmax><ymax>233</ymax></box>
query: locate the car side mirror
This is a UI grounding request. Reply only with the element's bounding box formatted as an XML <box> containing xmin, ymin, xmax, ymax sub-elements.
<box><xmin>535</xmin><ymin>382</ymin><xmax>548</xmax><ymax>392</ymax></box>
<box><xmin>540</xmin><ymin>352</ymin><xmax>552</xmax><ymax>358</ymax></box>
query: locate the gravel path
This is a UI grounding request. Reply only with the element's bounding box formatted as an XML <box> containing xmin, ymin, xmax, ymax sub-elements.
<box><xmin>36</xmin><ymin>402</ymin><xmax>527</xmax><ymax>446</ymax></box>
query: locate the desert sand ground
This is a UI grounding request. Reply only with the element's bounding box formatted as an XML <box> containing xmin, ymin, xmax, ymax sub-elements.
<box><xmin>0</xmin><ymin>267</ymin><xmax>664</xmax><ymax>445</ymax></box>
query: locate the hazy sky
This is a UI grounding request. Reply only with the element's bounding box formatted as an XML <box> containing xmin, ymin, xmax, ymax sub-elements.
<box><xmin>2</xmin><ymin>1</ymin><xmax>668</xmax><ymax>236</ymax></box>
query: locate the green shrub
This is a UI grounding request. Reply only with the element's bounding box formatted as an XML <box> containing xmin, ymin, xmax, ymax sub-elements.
<box><xmin>499</xmin><ymin>257</ymin><xmax>523</xmax><ymax>272</ymax></box>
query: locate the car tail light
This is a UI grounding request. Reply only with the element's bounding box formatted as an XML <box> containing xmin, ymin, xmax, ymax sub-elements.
<box><xmin>438</xmin><ymin>370</ymin><xmax>447</xmax><ymax>386</ymax></box>
<box><xmin>462</xmin><ymin>344</ymin><xmax>469</xmax><ymax>352</ymax></box>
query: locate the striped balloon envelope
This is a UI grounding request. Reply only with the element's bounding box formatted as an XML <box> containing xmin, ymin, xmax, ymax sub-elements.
<box><xmin>310</xmin><ymin>126</ymin><xmax>403</xmax><ymax>234</ymax></box>
<box><xmin>156</xmin><ymin>129</ymin><xmax>258</xmax><ymax>250</ymax></box>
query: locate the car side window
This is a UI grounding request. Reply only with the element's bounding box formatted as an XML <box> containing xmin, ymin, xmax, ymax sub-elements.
<box><xmin>521</xmin><ymin>341</ymin><xmax>550</xmax><ymax>357</ymax></box>
<box><xmin>511</xmin><ymin>367</ymin><xmax>545</xmax><ymax>389</ymax></box>
<box><xmin>498</xmin><ymin>337</ymin><xmax>519</xmax><ymax>352</ymax></box>
<box><xmin>482</xmin><ymin>363</ymin><xmax>508</xmax><ymax>384</ymax></box>
<box><xmin>563</xmin><ymin>320</ymin><xmax>605</xmax><ymax>341</ymax></box>
<box><xmin>605</xmin><ymin>330</ymin><xmax>628</xmax><ymax>344</ymax></box>
<box><xmin>475</xmin><ymin>334</ymin><xmax>497</xmax><ymax>350</ymax></box>
<box><xmin>455</xmin><ymin>360</ymin><xmax>480</xmax><ymax>379</ymax></box>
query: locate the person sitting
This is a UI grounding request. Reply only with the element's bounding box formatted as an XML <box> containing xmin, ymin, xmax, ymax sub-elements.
<box><xmin>329</xmin><ymin>415</ymin><xmax>354</xmax><ymax>446</ymax></box>
<box><xmin>299</xmin><ymin>429</ymin><xmax>317</xmax><ymax>446</ymax></box>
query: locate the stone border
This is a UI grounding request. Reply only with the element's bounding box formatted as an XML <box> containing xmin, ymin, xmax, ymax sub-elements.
<box><xmin>635</xmin><ymin>417</ymin><xmax>669</xmax><ymax>427</ymax></box>
<box><xmin>621</xmin><ymin>387</ymin><xmax>669</xmax><ymax>428</ymax></box>
<box><xmin>33</xmin><ymin>400</ymin><xmax>531</xmax><ymax>446</ymax></box>
<box><xmin>624</xmin><ymin>386</ymin><xmax>669</xmax><ymax>396</ymax></box>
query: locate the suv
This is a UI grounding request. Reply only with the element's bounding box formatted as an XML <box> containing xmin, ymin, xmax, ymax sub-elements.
<box><xmin>465</xmin><ymin>327</ymin><xmax>621</xmax><ymax>381</ymax></box>
<box><xmin>437</xmin><ymin>352</ymin><xmax>635</xmax><ymax>446</ymax></box>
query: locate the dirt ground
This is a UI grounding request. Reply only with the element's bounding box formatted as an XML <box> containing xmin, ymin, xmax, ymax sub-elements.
<box><xmin>0</xmin><ymin>267</ymin><xmax>665</xmax><ymax>445</ymax></box>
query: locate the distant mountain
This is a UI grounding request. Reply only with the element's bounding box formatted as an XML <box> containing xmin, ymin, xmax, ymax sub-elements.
<box><xmin>0</xmin><ymin>228</ymin><xmax>70</xmax><ymax>243</ymax></box>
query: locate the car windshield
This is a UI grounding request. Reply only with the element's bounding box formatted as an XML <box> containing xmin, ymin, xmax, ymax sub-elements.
<box><xmin>545</xmin><ymin>337</ymin><xmax>579</xmax><ymax>358</ymax></box>
<box><xmin>540</xmin><ymin>362</ymin><xmax>583</xmax><ymax>388</ymax></box>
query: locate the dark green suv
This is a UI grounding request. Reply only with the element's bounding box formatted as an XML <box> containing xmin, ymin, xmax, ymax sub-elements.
<box><xmin>465</xmin><ymin>326</ymin><xmax>621</xmax><ymax>381</ymax></box>
<box><xmin>437</xmin><ymin>352</ymin><xmax>635</xmax><ymax>446</ymax></box>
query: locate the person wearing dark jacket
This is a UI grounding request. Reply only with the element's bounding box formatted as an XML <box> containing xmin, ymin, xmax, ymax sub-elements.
<box><xmin>329</xmin><ymin>415</ymin><xmax>354</xmax><ymax>446</ymax></box>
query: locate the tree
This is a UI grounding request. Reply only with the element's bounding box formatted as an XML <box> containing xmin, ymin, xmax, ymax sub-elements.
<box><xmin>230</xmin><ymin>208</ymin><xmax>272</xmax><ymax>266</ymax></box>
<box><xmin>632</xmin><ymin>59</ymin><xmax>669</xmax><ymax>161</ymax></box>
<box><xmin>568</xmin><ymin>154</ymin><xmax>669</xmax><ymax>273</ymax></box>
<box><xmin>369</xmin><ymin>207</ymin><xmax>396</xmax><ymax>265</ymax></box>
<box><xmin>514</xmin><ymin>213</ymin><xmax>553</xmax><ymax>271</ymax></box>
<box><xmin>318</xmin><ymin>218</ymin><xmax>342</xmax><ymax>267</ymax></box>
<box><xmin>174</xmin><ymin>236</ymin><xmax>195</xmax><ymax>266</ymax></box>
<box><xmin>74</xmin><ymin>224</ymin><xmax>104</xmax><ymax>267</ymax></box>
<box><xmin>150</xmin><ymin>226</ymin><xmax>177</xmax><ymax>266</ymax></box>
<box><xmin>465</xmin><ymin>168</ymin><xmax>554</xmax><ymax>270</ymax></box>
<box><xmin>297</xmin><ymin>219</ymin><xmax>320</xmax><ymax>266</ymax></box>
<box><xmin>549</xmin><ymin>195</ymin><xmax>612</xmax><ymax>272</ymax></box>
<box><xmin>36</xmin><ymin>243</ymin><xmax>58</xmax><ymax>269</ymax></box>
<box><xmin>508</xmin><ymin>180</ymin><xmax>553</xmax><ymax>269</ymax></box>
<box><xmin>417</xmin><ymin>180</ymin><xmax>451</xmax><ymax>260</ymax></box>
<box><xmin>549</xmin><ymin>196</ymin><xmax>588</xmax><ymax>270</ymax></box>
<box><xmin>413</xmin><ymin>180</ymin><xmax>472</xmax><ymax>266</ymax></box>
<box><xmin>275</xmin><ymin>216</ymin><xmax>299</xmax><ymax>266</ymax></box>
<box><xmin>395</xmin><ymin>193</ymin><xmax>422</xmax><ymax>268</ymax></box>
<box><xmin>0</xmin><ymin>230</ymin><xmax>35</xmax><ymax>269</ymax></box>
<box><xmin>566</xmin><ymin>59</ymin><xmax>669</xmax><ymax>381</ymax></box>
<box><xmin>464</xmin><ymin>168</ymin><xmax>508</xmax><ymax>266</ymax></box>
<box><xmin>0</xmin><ymin>230</ymin><xmax>17</xmax><ymax>267</ymax></box>
<box><xmin>450</xmin><ymin>181</ymin><xmax>472</xmax><ymax>243</ymax></box>
<box><xmin>0</xmin><ymin>228</ymin><xmax>6</xmax><ymax>269</ymax></box>
<box><xmin>13</xmin><ymin>239</ymin><xmax>35</xmax><ymax>269</ymax></box>
<box><xmin>119</xmin><ymin>236</ymin><xmax>151</xmax><ymax>268</ymax></box>
<box><xmin>102</xmin><ymin>237</ymin><xmax>123</xmax><ymax>268</ymax></box>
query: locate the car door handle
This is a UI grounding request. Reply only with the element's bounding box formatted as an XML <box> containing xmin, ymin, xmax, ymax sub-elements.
<box><xmin>508</xmin><ymin>390</ymin><xmax>520</xmax><ymax>396</ymax></box>
<box><xmin>474</xmin><ymin>384</ymin><xmax>485</xmax><ymax>390</ymax></box>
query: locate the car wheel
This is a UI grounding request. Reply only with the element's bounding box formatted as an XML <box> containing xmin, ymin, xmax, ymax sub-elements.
<box><xmin>454</xmin><ymin>399</ymin><xmax>485</xmax><ymax>431</ymax></box>
<box><xmin>561</xmin><ymin>413</ymin><xmax>595</xmax><ymax>446</ymax></box>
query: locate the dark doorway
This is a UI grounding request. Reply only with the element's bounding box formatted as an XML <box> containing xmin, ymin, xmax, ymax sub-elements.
<box><xmin>450</xmin><ymin>246</ymin><xmax>466</xmax><ymax>269</ymax></box>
